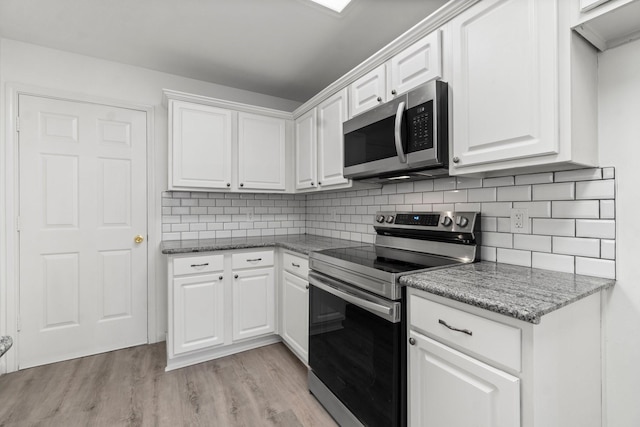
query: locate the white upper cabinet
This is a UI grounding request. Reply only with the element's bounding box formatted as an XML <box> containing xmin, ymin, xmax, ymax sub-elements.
<box><xmin>295</xmin><ymin>108</ymin><xmax>317</xmax><ymax>190</ymax></box>
<box><xmin>573</xmin><ymin>0</ymin><xmax>640</xmax><ymax>51</ymax></box>
<box><xmin>317</xmin><ymin>88</ymin><xmax>349</xmax><ymax>188</ymax></box>
<box><xmin>238</xmin><ymin>112</ymin><xmax>286</xmax><ymax>191</ymax></box>
<box><xmin>349</xmin><ymin>30</ymin><xmax>442</xmax><ymax>118</ymax></box>
<box><xmin>448</xmin><ymin>0</ymin><xmax>599</xmax><ymax>175</ymax></box>
<box><xmin>170</xmin><ymin>100</ymin><xmax>232</xmax><ymax>190</ymax></box>
<box><xmin>388</xmin><ymin>30</ymin><xmax>442</xmax><ymax>99</ymax></box>
<box><xmin>349</xmin><ymin>65</ymin><xmax>387</xmax><ymax>117</ymax></box>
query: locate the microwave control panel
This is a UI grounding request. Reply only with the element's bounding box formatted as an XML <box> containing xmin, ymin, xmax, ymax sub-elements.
<box><xmin>406</xmin><ymin>100</ymin><xmax>434</xmax><ymax>152</ymax></box>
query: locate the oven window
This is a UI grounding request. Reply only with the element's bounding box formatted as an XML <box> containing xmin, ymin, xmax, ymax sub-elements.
<box><xmin>309</xmin><ymin>284</ymin><xmax>402</xmax><ymax>427</ymax></box>
<box><xmin>344</xmin><ymin>115</ymin><xmax>405</xmax><ymax>167</ymax></box>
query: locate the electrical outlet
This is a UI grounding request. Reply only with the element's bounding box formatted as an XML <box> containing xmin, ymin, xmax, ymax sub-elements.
<box><xmin>510</xmin><ymin>208</ymin><xmax>530</xmax><ymax>234</ymax></box>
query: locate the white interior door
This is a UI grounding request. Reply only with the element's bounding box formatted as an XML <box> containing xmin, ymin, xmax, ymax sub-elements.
<box><xmin>18</xmin><ymin>94</ymin><xmax>148</xmax><ymax>369</ymax></box>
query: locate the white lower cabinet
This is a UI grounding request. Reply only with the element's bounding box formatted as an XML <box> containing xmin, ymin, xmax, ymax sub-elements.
<box><xmin>408</xmin><ymin>287</ymin><xmax>604</xmax><ymax>427</ymax></box>
<box><xmin>279</xmin><ymin>251</ymin><xmax>310</xmax><ymax>363</ymax></box>
<box><xmin>167</xmin><ymin>249</ymin><xmax>278</xmax><ymax>371</ymax></box>
<box><xmin>409</xmin><ymin>330</ymin><xmax>520</xmax><ymax>427</ymax></box>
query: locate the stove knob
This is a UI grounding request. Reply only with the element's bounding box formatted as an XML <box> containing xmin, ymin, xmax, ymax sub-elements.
<box><xmin>376</xmin><ymin>215</ymin><xmax>386</xmax><ymax>223</ymax></box>
<box><xmin>385</xmin><ymin>215</ymin><xmax>395</xmax><ymax>224</ymax></box>
<box><xmin>441</xmin><ymin>216</ymin><xmax>453</xmax><ymax>227</ymax></box>
<box><xmin>456</xmin><ymin>216</ymin><xmax>469</xmax><ymax>228</ymax></box>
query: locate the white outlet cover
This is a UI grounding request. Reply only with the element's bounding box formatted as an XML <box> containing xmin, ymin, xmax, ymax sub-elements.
<box><xmin>510</xmin><ymin>208</ymin><xmax>530</xmax><ymax>234</ymax></box>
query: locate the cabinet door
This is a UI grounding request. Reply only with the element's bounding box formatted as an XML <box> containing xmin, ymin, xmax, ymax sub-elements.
<box><xmin>171</xmin><ymin>100</ymin><xmax>232</xmax><ymax>189</ymax></box>
<box><xmin>449</xmin><ymin>0</ymin><xmax>558</xmax><ymax>170</ymax></box>
<box><xmin>232</xmin><ymin>267</ymin><xmax>275</xmax><ymax>341</ymax></box>
<box><xmin>388</xmin><ymin>30</ymin><xmax>442</xmax><ymax>98</ymax></box>
<box><xmin>295</xmin><ymin>109</ymin><xmax>318</xmax><ymax>190</ymax></box>
<box><xmin>408</xmin><ymin>330</ymin><xmax>520</xmax><ymax>427</ymax></box>
<box><xmin>238</xmin><ymin>112</ymin><xmax>286</xmax><ymax>191</ymax></box>
<box><xmin>281</xmin><ymin>271</ymin><xmax>309</xmax><ymax>363</ymax></box>
<box><xmin>317</xmin><ymin>89</ymin><xmax>349</xmax><ymax>189</ymax></box>
<box><xmin>173</xmin><ymin>273</ymin><xmax>225</xmax><ymax>355</ymax></box>
<box><xmin>349</xmin><ymin>65</ymin><xmax>387</xmax><ymax>117</ymax></box>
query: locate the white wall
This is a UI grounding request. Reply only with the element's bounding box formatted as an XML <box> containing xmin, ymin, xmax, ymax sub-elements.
<box><xmin>0</xmin><ymin>38</ymin><xmax>301</xmax><ymax>365</ymax></box>
<box><xmin>598</xmin><ymin>38</ymin><xmax>640</xmax><ymax>427</ymax></box>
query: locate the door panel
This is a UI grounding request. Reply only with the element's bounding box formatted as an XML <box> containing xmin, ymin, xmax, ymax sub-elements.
<box><xmin>18</xmin><ymin>95</ymin><xmax>148</xmax><ymax>369</ymax></box>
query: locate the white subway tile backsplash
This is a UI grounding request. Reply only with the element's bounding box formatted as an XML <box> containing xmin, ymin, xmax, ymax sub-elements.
<box><xmin>454</xmin><ymin>203</ymin><xmax>482</xmax><ymax>212</ymax></box>
<box><xmin>483</xmin><ymin>176</ymin><xmax>515</xmax><ymax>187</ymax></box>
<box><xmin>601</xmin><ymin>240</ymin><xmax>616</xmax><ymax>260</ymax></box>
<box><xmin>482</xmin><ymin>232</ymin><xmax>513</xmax><ymax>248</ymax></box>
<box><xmin>602</xmin><ymin>167</ymin><xmax>615</xmax><ymax>179</ymax></box>
<box><xmin>456</xmin><ymin>177</ymin><xmax>483</xmax><ymax>189</ymax></box>
<box><xmin>552</xmin><ymin>237</ymin><xmax>600</xmax><ymax>257</ymax></box>
<box><xmin>576</xmin><ymin>219</ymin><xmax>615</xmax><ymax>239</ymax></box>
<box><xmin>434</xmin><ymin>177</ymin><xmax>457</xmax><ymax>191</ymax></box>
<box><xmin>481</xmin><ymin>216</ymin><xmax>497</xmax><ymax>232</ymax></box>
<box><xmin>443</xmin><ymin>190</ymin><xmax>468</xmax><ymax>203</ymax></box>
<box><xmin>532</xmin><ymin>252</ymin><xmax>575</xmax><ymax>274</ymax></box>
<box><xmin>513</xmin><ymin>201</ymin><xmax>552</xmax><ymax>218</ymax></box>
<box><xmin>552</xmin><ymin>201</ymin><xmax>600</xmax><ymax>218</ymax></box>
<box><xmin>532</xmin><ymin>218</ymin><xmax>575</xmax><ymax>236</ymax></box>
<box><xmin>468</xmin><ymin>188</ymin><xmax>497</xmax><ymax>202</ymax></box>
<box><xmin>497</xmin><ymin>217</ymin><xmax>511</xmax><ymax>233</ymax></box>
<box><xmin>404</xmin><ymin>193</ymin><xmax>423</xmax><ymax>204</ymax></box>
<box><xmin>480</xmin><ymin>246</ymin><xmax>497</xmax><ymax>262</ymax></box>
<box><xmin>497</xmin><ymin>185</ymin><xmax>532</xmax><ymax>202</ymax></box>
<box><xmin>414</xmin><ymin>180</ymin><xmax>434</xmax><ymax>192</ymax></box>
<box><xmin>576</xmin><ymin>257</ymin><xmax>615</xmax><ymax>279</ymax></box>
<box><xmin>514</xmin><ymin>234</ymin><xmax>551</xmax><ymax>252</ymax></box>
<box><xmin>515</xmin><ymin>172</ymin><xmax>554</xmax><ymax>185</ymax></box>
<box><xmin>480</xmin><ymin>202</ymin><xmax>512</xmax><ymax>217</ymax></box>
<box><xmin>576</xmin><ymin>180</ymin><xmax>615</xmax><ymax>200</ymax></box>
<box><xmin>555</xmin><ymin>168</ymin><xmax>602</xmax><ymax>182</ymax></box>
<box><xmin>497</xmin><ymin>248</ymin><xmax>531</xmax><ymax>267</ymax></box>
<box><xmin>396</xmin><ymin>182</ymin><xmax>414</xmax><ymax>194</ymax></box>
<box><xmin>533</xmin><ymin>183</ymin><xmax>575</xmax><ymax>201</ymax></box>
<box><xmin>423</xmin><ymin>192</ymin><xmax>444</xmax><ymax>203</ymax></box>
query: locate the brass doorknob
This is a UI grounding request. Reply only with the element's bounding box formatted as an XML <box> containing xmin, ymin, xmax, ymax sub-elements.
<box><xmin>134</xmin><ymin>235</ymin><xmax>144</xmax><ymax>244</ymax></box>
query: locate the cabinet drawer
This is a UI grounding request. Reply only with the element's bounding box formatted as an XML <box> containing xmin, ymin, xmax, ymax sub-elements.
<box><xmin>410</xmin><ymin>294</ymin><xmax>521</xmax><ymax>371</ymax></box>
<box><xmin>283</xmin><ymin>252</ymin><xmax>309</xmax><ymax>278</ymax></box>
<box><xmin>173</xmin><ymin>254</ymin><xmax>224</xmax><ymax>276</ymax></box>
<box><xmin>232</xmin><ymin>250</ymin><xmax>274</xmax><ymax>269</ymax></box>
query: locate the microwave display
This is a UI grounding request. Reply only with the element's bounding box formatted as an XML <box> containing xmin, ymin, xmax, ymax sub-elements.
<box><xmin>406</xmin><ymin>100</ymin><xmax>433</xmax><ymax>153</ymax></box>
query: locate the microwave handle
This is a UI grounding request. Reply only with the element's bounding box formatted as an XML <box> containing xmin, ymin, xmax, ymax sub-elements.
<box><xmin>394</xmin><ymin>101</ymin><xmax>407</xmax><ymax>163</ymax></box>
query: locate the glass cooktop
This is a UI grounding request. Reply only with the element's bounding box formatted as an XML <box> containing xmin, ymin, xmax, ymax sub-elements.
<box><xmin>316</xmin><ymin>245</ymin><xmax>461</xmax><ymax>275</ymax></box>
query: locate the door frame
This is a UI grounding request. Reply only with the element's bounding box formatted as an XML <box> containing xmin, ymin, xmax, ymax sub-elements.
<box><xmin>1</xmin><ymin>83</ymin><xmax>157</xmax><ymax>373</ymax></box>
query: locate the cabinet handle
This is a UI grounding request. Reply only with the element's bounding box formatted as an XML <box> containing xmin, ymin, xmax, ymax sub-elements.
<box><xmin>452</xmin><ymin>157</ymin><xmax>460</xmax><ymax>164</ymax></box>
<box><xmin>218</xmin><ymin>275</ymin><xmax>223</xmax><ymax>280</ymax></box>
<box><xmin>391</xmin><ymin>89</ymin><xmax>397</xmax><ymax>95</ymax></box>
<box><xmin>408</xmin><ymin>337</ymin><xmax>416</xmax><ymax>346</ymax></box>
<box><xmin>292</xmin><ymin>262</ymin><xmax>300</xmax><ymax>268</ymax></box>
<box><xmin>190</xmin><ymin>263</ymin><xmax>209</xmax><ymax>268</ymax></box>
<box><xmin>377</xmin><ymin>96</ymin><xmax>382</xmax><ymax>102</ymax></box>
<box><xmin>438</xmin><ymin>319</ymin><xmax>473</xmax><ymax>336</ymax></box>
<box><xmin>234</xmin><ymin>274</ymin><xmax>239</xmax><ymax>279</ymax></box>
<box><xmin>246</xmin><ymin>258</ymin><xmax>262</xmax><ymax>262</ymax></box>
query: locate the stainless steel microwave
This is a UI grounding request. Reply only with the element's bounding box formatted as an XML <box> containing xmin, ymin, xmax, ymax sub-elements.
<box><xmin>343</xmin><ymin>80</ymin><xmax>448</xmax><ymax>182</ymax></box>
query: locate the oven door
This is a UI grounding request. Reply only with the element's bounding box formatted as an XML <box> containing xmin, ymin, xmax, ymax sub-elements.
<box><xmin>308</xmin><ymin>272</ymin><xmax>405</xmax><ymax>427</ymax></box>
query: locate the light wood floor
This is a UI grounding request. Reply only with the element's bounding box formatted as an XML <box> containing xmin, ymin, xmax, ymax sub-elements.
<box><xmin>0</xmin><ymin>342</ymin><xmax>337</xmax><ymax>427</ymax></box>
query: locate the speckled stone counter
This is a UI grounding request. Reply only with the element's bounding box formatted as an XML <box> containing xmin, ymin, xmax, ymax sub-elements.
<box><xmin>0</xmin><ymin>336</ymin><xmax>12</xmax><ymax>358</ymax></box>
<box><xmin>400</xmin><ymin>262</ymin><xmax>615</xmax><ymax>324</ymax></box>
<box><xmin>161</xmin><ymin>234</ymin><xmax>362</xmax><ymax>256</ymax></box>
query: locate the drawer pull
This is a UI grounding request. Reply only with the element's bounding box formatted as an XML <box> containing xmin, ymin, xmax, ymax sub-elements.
<box><xmin>438</xmin><ymin>319</ymin><xmax>473</xmax><ymax>336</ymax></box>
<box><xmin>190</xmin><ymin>263</ymin><xmax>209</xmax><ymax>268</ymax></box>
<box><xmin>246</xmin><ymin>258</ymin><xmax>262</xmax><ymax>262</ymax></box>
<box><xmin>292</xmin><ymin>262</ymin><xmax>300</xmax><ymax>268</ymax></box>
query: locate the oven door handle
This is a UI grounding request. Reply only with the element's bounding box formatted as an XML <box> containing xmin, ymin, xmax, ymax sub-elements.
<box><xmin>308</xmin><ymin>273</ymin><xmax>400</xmax><ymax>323</ymax></box>
<box><xmin>394</xmin><ymin>101</ymin><xmax>407</xmax><ymax>163</ymax></box>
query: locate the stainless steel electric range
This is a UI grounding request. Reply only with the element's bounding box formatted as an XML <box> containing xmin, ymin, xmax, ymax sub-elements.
<box><xmin>307</xmin><ymin>211</ymin><xmax>480</xmax><ymax>427</ymax></box>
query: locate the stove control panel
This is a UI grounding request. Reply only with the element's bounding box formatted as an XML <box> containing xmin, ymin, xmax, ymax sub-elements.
<box><xmin>374</xmin><ymin>211</ymin><xmax>479</xmax><ymax>233</ymax></box>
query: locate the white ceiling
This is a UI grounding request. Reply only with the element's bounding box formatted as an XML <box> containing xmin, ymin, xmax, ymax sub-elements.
<box><xmin>0</xmin><ymin>0</ymin><xmax>448</xmax><ymax>103</ymax></box>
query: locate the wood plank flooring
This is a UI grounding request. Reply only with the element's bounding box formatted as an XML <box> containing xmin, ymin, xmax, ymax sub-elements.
<box><xmin>0</xmin><ymin>343</ymin><xmax>337</xmax><ymax>427</ymax></box>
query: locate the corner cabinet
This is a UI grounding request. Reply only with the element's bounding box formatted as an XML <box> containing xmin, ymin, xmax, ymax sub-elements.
<box><xmin>295</xmin><ymin>88</ymin><xmax>351</xmax><ymax>192</ymax></box>
<box><xmin>447</xmin><ymin>0</ymin><xmax>599</xmax><ymax>175</ymax></box>
<box><xmin>408</xmin><ymin>287</ymin><xmax>604</xmax><ymax>427</ymax></box>
<box><xmin>165</xmin><ymin>90</ymin><xmax>293</xmax><ymax>193</ymax></box>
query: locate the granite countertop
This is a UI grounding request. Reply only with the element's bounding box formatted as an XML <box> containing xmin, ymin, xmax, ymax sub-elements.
<box><xmin>161</xmin><ymin>234</ymin><xmax>363</xmax><ymax>256</ymax></box>
<box><xmin>400</xmin><ymin>262</ymin><xmax>615</xmax><ymax>324</ymax></box>
<box><xmin>0</xmin><ymin>336</ymin><xmax>13</xmax><ymax>358</ymax></box>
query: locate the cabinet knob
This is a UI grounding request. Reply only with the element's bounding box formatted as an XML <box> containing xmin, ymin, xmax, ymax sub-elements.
<box><xmin>391</xmin><ymin>89</ymin><xmax>397</xmax><ymax>95</ymax></box>
<box><xmin>452</xmin><ymin>157</ymin><xmax>460</xmax><ymax>164</ymax></box>
<box><xmin>409</xmin><ymin>337</ymin><xmax>416</xmax><ymax>346</ymax></box>
<box><xmin>240</xmin><ymin>183</ymin><xmax>244</xmax><ymax>187</ymax></box>
<box><xmin>219</xmin><ymin>275</ymin><xmax>223</xmax><ymax>280</ymax></box>
<box><xmin>234</xmin><ymin>274</ymin><xmax>239</xmax><ymax>279</ymax></box>
<box><xmin>305</xmin><ymin>284</ymin><xmax>309</xmax><ymax>290</ymax></box>
<box><xmin>226</xmin><ymin>183</ymin><xmax>231</xmax><ymax>187</ymax></box>
<box><xmin>310</xmin><ymin>182</ymin><xmax>315</xmax><ymax>186</ymax></box>
<box><xmin>318</xmin><ymin>182</ymin><xmax>322</xmax><ymax>186</ymax></box>
<box><xmin>377</xmin><ymin>96</ymin><xmax>382</xmax><ymax>102</ymax></box>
